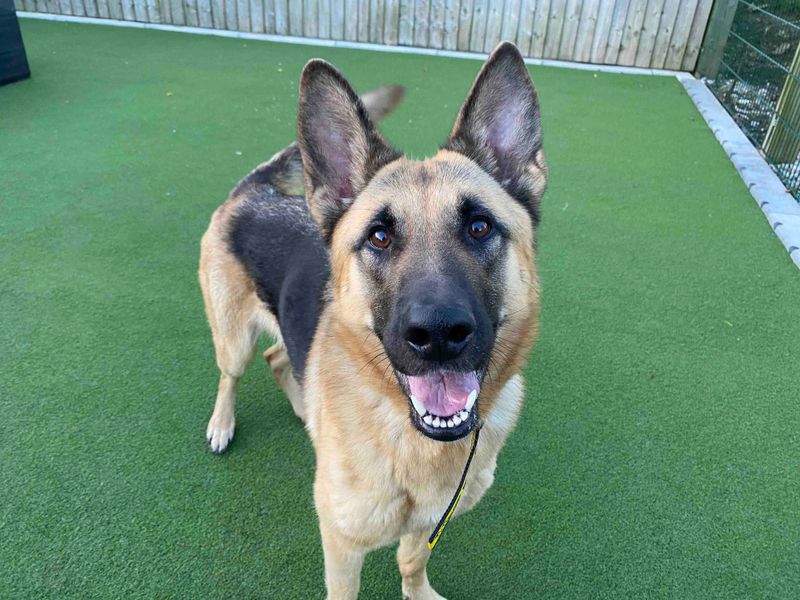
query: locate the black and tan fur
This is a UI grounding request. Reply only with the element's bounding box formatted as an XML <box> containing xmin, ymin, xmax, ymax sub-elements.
<box><xmin>199</xmin><ymin>42</ymin><xmax>547</xmax><ymax>599</ymax></box>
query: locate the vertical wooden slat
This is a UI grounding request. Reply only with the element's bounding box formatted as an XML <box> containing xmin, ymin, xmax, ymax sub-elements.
<box><xmin>133</xmin><ymin>0</ymin><xmax>148</xmax><ymax>20</ymax></box>
<box><xmin>558</xmin><ymin>0</ymin><xmax>584</xmax><ymax>60</ymax></box>
<box><xmin>329</xmin><ymin>0</ymin><xmax>343</xmax><ymax>38</ymax></box>
<box><xmin>304</xmin><ymin>0</ymin><xmax>318</xmax><ymax>37</ymax></box>
<box><xmin>384</xmin><ymin>0</ymin><xmax>400</xmax><ymax>44</ymax></box>
<box><xmin>158</xmin><ymin>0</ymin><xmax>170</xmax><ymax>24</ymax></box>
<box><xmin>650</xmin><ymin>0</ymin><xmax>681</xmax><ymax>68</ymax></box>
<box><xmin>516</xmin><ymin>0</ymin><xmax>535</xmax><ymax>55</ymax></box>
<box><xmin>500</xmin><ymin>0</ymin><xmax>522</xmax><ymax>44</ymax></box>
<box><xmin>442</xmin><ymin>0</ymin><xmax>459</xmax><ymax>49</ymax></box>
<box><xmin>604</xmin><ymin>0</ymin><xmax>629</xmax><ymax>63</ymax></box>
<box><xmin>529</xmin><ymin>0</ymin><xmax>550</xmax><ymax>57</ymax></box>
<box><xmin>634</xmin><ymin>0</ymin><xmax>666</xmax><ymax>67</ymax></box>
<box><xmin>184</xmin><ymin>0</ymin><xmax>199</xmax><ymax>26</ymax></box>
<box><xmin>83</xmin><ymin>0</ymin><xmax>99</xmax><ymax>17</ymax></box>
<box><xmin>369</xmin><ymin>0</ymin><xmax>384</xmax><ymax>42</ymax></box>
<box><xmin>398</xmin><ymin>0</ymin><xmax>414</xmax><ymax>45</ymax></box>
<box><xmin>663</xmin><ymin>0</ymin><xmax>698</xmax><ymax>68</ymax></box>
<box><xmin>318</xmin><ymin>0</ymin><xmax>331</xmax><ymax>38</ymax></box>
<box><xmin>574</xmin><ymin>0</ymin><xmax>601</xmax><ymax>62</ymax></box>
<box><xmin>456</xmin><ymin>0</ymin><xmax>473</xmax><ymax>51</ymax></box>
<box><xmin>274</xmin><ymin>0</ymin><xmax>288</xmax><ymax>33</ymax></box>
<box><xmin>95</xmin><ymin>0</ymin><xmax>110</xmax><ymax>18</ymax></box>
<box><xmin>589</xmin><ymin>0</ymin><xmax>616</xmax><ymax>63</ymax></box>
<box><xmin>468</xmin><ymin>0</ymin><xmax>487</xmax><ymax>53</ymax></box>
<box><xmin>261</xmin><ymin>0</ymin><xmax>274</xmax><ymax>32</ymax></box>
<box><xmin>253</xmin><ymin>0</ymin><xmax>265</xmax><ymax>30</ymax></box>
<box><xmin>145</xmin><ymin>0</ymin><xmax>160</xmax><ymax>22</ymax></box>
<box><xmin>617</xmin><ymin>0</ymin><xmax>648</xmax><ymax>65</ymax></box>
<box><xmin>120</xmin><ymin>0</ymin><xmax>135</xmax><ymax>21</ymax></box>
<box><xmin>482</xmin><ymin>0</ymin><xmax>503</xmax><ymax>53</ymax></box>
<box><xmin>344</xmin><ymin>0</ymin><xmax>358</xmax><ymax>40</ymax></box>
<box><xmin>195</xmin><ymin>0</ymin><xmax>211</xmax><ymax>25</ymax></box>
<box><xmin>428</xmin><ymin>0</ymin><xmax>445</xmax><ymax>49</ymax></box>
<box><xmin>59</xmin><ymin>0</ymin><xmax>74</xmax><ymax>15</ymax></box>
<box><xmin>413</xmin><ymin>0</ymin><xmax>430</xmax><ymax>47</ymax></box>
<box><xmin>288</xmin><ymin>0</ymin><xmax>302</xmax><ymax>35</ymax></box>
<box><xmin>542</xmin><ymin>0</ymin><xmax>565</xmax><ymax>59</ymax></box>
<box><xmin>234</xmin><ymin>0</ymin><xmax>248</xmax><ymax>29</ymax></box>
<box><xmin>169</xmin><ymin>0</ymin><xmax>184</xmax><ymax>25</ymax></box>
<box><xmin>682</xmin><ymin>0</ymin><xmax>714</xmax><ymax>72</ymax></box>
<box><xmin>70</xmin><ymin>0</ymin><xmax>85</xmax><ymax>16</ymax></box>
<box><xmin>356</xmin><ymin>0</ymin><xmax>369</xmax><ymax>42</ymax></box>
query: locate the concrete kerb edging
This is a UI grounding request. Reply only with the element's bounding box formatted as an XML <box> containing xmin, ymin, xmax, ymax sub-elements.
<box><xmin>679</xmin><ymin>76</ymin><xmax>800</xmax><ymax>270</ymax></box>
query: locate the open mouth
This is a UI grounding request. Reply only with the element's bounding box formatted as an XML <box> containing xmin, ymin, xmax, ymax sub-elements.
<box><xmin>398</xmin><ymin>371</ymin><xmax>481</xmax><ymax>442</ymax></box>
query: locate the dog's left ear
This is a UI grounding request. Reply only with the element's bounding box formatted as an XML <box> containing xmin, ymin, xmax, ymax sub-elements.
<box><xmin>446</xmin><ymin>42</ymin><xmax>547</xmax><ymax>225</ymax></box>
<box><xmin>298</xmin><ymin>60</ymin><xmax>401</xmax><ymax>241</ymax></box>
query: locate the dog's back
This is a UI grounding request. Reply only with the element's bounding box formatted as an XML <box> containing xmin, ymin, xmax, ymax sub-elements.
<box><xmin>199</xmin><ymin>85</ymin><xmax>405</xmax><ymax>452</ymax></box>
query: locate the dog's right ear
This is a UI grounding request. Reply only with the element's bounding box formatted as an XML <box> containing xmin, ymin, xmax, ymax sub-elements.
<box><xmin>298</xmin><ymin>60</ymin><xmax>401</xmax><ymax>241</ymax></box>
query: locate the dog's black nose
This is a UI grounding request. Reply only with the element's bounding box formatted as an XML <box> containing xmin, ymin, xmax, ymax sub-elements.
<box><xmin>403</xmin><ymin>304</ymin><xmax>476</xmax><ymax>362</ymax></box>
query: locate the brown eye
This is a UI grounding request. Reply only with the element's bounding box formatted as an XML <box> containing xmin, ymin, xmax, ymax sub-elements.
<box><xmin>369</xmin><ymin>227</ymin><xmax>392</xmax><ymax>249</ymax></box>
<box><xmin>468</xmin><ymin>217</ymin><xmax>491</xmax><ymax>239</ymax></box>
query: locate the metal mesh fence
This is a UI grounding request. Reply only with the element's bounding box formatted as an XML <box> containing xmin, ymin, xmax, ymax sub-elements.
<box><xmin>707</xmin><ymin>1</ymin><xmax>800</xmax><ymax>199</ymax></box>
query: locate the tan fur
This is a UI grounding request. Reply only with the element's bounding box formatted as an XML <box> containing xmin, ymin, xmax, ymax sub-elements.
<box><xmin>199</xmin><ymin>66</ymin><xmax>544</xmax><ymax>599</ymax></box>
<box><xmin>303</xmin><ymin>152</ymin><xmax>539</xmax><ymax>599</ymax></box>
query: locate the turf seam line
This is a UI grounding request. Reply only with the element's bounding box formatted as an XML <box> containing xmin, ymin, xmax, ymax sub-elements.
<box><xmin>680</xmin><ymin>77</ymin><xmax>800</xmax><ymax>271</ymax></box>
<box><xmin>17</xmin><ymin>12</ymin><xmax>686</xmax><ymax>77</ymax></box>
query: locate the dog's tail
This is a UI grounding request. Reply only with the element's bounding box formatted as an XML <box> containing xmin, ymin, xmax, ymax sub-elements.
<box><xmin>239</xmin><ymin>85</ymin><xmax>405</xmax><ymax>197</ymax></box>
<box><xmin>360</xmin><ymin>84</ymin><xmax>406</xmax><ymax>122</ymax></box>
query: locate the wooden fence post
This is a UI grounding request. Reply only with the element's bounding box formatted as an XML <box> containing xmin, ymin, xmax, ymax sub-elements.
<box><xmin>695</xmin><ymin>0</ymin><xmax>738</xmax><ymax>79</ymax></box>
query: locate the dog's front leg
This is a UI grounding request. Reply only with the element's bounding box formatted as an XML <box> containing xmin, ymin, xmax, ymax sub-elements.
<box><xmin>397</xmin><ymin>531</ymin><xmax>447</xmax><ymax>600</ymax></box>
<box><xmin>320</xmin><ymin>523</ymin><xmax>366</xmax><ymax>600</ymax></box>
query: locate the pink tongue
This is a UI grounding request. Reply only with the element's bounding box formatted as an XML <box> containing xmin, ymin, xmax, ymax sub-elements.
<box><xmin>407</xmin><ymin>372</ymin><xmax>479</xmax><ymax>417</ymax></box>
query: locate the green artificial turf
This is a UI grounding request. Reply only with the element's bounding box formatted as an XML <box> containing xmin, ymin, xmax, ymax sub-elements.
<box><xmin>2</xmin><ymin>19</ymin><xmax>799</xmax><ymax>599</ymax></box>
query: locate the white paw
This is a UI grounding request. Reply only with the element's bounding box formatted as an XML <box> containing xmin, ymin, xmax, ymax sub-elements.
<box><xmin>206</xmin><ymin>418</ymin><xmax>235</xmax><ymax>453</ymax></box>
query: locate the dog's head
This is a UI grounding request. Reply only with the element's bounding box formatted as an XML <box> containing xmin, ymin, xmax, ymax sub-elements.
<box><xmin>297</xmin><ymin>43</ymin><xmax>546</xmax><ymax>442</ymax></box>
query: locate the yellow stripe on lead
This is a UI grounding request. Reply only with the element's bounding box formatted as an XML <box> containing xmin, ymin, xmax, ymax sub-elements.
<box><xmin>427</xmin><ymin>428</ymin><xmax>480</xmax><ymax>551</ymax></box>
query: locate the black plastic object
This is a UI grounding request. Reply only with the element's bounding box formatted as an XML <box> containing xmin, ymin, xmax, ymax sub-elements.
<box><xmin>0</xmin><ymin>0</ymin><xmax>30</xmax><ymax>85</ymax></box>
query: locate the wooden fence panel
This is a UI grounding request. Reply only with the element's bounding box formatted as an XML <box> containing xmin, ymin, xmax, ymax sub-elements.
<box><xmin>20</xmin><ymin>0</ymin><xmax>714</xmax><ymax>70</ymax></box>
<box><xmin>469</xmin><ymin>0</ymin><xmax>487</xmax><ymax>53</ymax></box>
<box><xmin>456</xmin><ymin>0</ymin><xmax>473</xmax><ymax>51</ymax></box>
<box><xmin>617</xmin><ymin>0</ymin><xmax>648</xmax><ymax>65</ymax></box>
<box><xmin>483</xmin><ymin>0</ymin><xmax>503</xmax><ymax>53</ymax></box>
<box><xmin>442</xmin><ymin>0</ymin><xmax>458</xmax><ymax>49</ymax></box>
<box><xmin>274</xmin><ymin>0</ymin><xmax>288</xmax><ymax>34</ymax></box>
<box><xmin>681</xmin><ymin>0</ymin><xmax>713</xmax><ymax>71</ymax></box>
<box><xmin>529</xmin><ymin>0</ymin><xmax>550</xmax><ymax>57</ymax></box>
<box><xmin>634</xmin><ymin>0</ymin><xmax>666</xmax><ymax>67</ymax></box>
<box><xmin>573</xmin><ymin>0</ymin><xmax>600</xmax><ymax>63</ymax></box>
<box><xmin>428</xmin><ymin>0</ymin><xmax>444</xmax><ymax>49</ymax></box>
<box><xmin>515</xmin><ymin>0</ymin><xmax>535</xmax><ymax>54</ymax></box>
<box><xmin>384</xmin><ymin>0</ymin><xmax>399</xmax><ymax>44</ymax></box>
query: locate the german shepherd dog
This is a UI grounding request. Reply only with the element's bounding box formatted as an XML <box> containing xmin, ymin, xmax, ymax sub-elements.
<box><xmin>199</xmin><ymin>42</ymin><xmax>547</xmax><ymax>599</ymax></box>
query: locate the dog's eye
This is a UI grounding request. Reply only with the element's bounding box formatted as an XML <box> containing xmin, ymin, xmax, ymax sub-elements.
<box><xmin>369</xmin><ymin>227</ymin><xmax>392</xmax><ymax>249</ymax></box>
<box><xmin>468</xmin><ymin>217</ymin><xmax>492</xmax><ymax>239</ymax></box>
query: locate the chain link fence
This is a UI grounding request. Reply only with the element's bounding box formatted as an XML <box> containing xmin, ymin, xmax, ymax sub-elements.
<box><xmin>705</xmin><ymin>1</ymin><xmax>800</xmax><ymax>200</ymax></box>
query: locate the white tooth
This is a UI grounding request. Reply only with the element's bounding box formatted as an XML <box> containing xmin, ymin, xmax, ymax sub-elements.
<box><xmin>465</xmin><ymin>390</ymin><xmax>478</xmax><ymax>412</ymax></box>
<box><xmin>410</xmin><ymin>395</ymin><xmax>426</xmax><ymax>416</ymax></box>
<box><xmin>447</xmin><ymin>419</ymin><xmax>454</xmax><ymax>428</ymax></box>
<box><xmin>453</xmin><ymin>415</ymin><xmax>462</xmax><ymax>426</ymax></box>
<box><xmin>432</xmin><ymin>417</ymin><xmax>440</xmax><ymax>427</ymax></box>
<box><xmin>423</xmin><ymin>415</ymin><xmax>433</xmax><ymax>425</ymax></box>
<box><xmin>459</xmin><ymin>410</ymin><xmax>469</xmax><ymax>420</ymax></box>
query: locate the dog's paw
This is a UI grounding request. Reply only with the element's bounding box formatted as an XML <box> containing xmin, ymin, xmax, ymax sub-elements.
<box><xmin>206</xmin><ymin>418</ymin><xmax>235</xmax><ymax>453</ymax></box>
